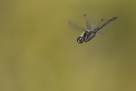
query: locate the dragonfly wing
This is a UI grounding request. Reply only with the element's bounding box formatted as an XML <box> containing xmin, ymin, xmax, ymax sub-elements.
<box><xmin>69</xmin><ymin>20</ymin><xmax>86</xmax><ymax>31</ymax></box>
<box><xmin>84</xmin><ymin>14</ymin><xmax>97</xmax><ymax>30</ymax></box>
<box><xmin>96</xmin><ymin>19</ymin><xmax>109</xmax><ymax>35</ymax></box>
<box><xmin>97</xmin><ymin>17</ymin><xmax>118</xmax><ymax>35</ymax></box>
<box><xmin>86</xmin><ymin>20</ymin><xmax>91</xmax><ymax>30</ymax></box>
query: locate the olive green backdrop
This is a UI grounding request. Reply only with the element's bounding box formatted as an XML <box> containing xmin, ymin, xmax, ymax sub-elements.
<box><xmin>0</xmin><ymin>0</ymin><xmax>136</xmax><ymax>91</ymax></box>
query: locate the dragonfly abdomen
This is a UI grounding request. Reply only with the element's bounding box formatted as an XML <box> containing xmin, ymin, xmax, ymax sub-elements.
<box><xmin>98</xmin><ymin>17</ymin><xmax>118</xmax><ymax>30</ymax></box>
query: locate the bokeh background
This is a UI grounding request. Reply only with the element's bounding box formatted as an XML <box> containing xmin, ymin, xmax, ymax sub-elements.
<box><xmin>0</xmin><ymin>0</ymin><xmax>136</xmax><ymax>91</ymax></box>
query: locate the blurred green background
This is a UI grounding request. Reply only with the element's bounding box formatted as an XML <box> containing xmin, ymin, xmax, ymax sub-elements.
<box><xmin>0</xmin><ymin>0</ymin><xmax>136</xmax><ymax>91</ymax></box>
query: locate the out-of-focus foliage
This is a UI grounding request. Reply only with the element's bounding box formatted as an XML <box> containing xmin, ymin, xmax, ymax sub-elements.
<box><xmin>0</xmin><ymin>0</ymin><xmax>136</xmax><ymax>91</ymax></box>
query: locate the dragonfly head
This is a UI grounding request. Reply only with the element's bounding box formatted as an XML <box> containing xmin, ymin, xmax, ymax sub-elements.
<box><xmin>77</xmin><ymin>36</ymin><xmax>83</xmax><ymax>44</ymax></box>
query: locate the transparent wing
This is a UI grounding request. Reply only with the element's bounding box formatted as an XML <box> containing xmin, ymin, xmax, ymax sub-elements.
<box><xmin>84</xmin><ymin>14</ymin><xmax>97</xmax><ymax>30</ymax></box>
<box><xmin>69</xmin><ymin>20</ymin><xmax>86</xmax><ymax>31</ymax></box>
<box><xmin>96</xmin><ymin>19</ymin><xmax>109</xmax><ymax>35</ymax></box>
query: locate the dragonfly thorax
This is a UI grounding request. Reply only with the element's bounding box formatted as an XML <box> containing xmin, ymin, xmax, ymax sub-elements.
<box><xmin>77</xmin><ymin>31</ymin><xmax>93</xmax><ymax>44</ymax></box>
<box><xmin>86</xmin><ymin>29</ymin><xmax>92</xmax><ymax>32</ymax></box>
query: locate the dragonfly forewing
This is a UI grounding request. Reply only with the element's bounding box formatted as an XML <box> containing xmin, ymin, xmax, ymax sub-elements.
<box><xmin>84</xmin><ymin>14</ymin><xmax>97</xmax><ymax>30</ymax></box>
<box><xmin>69</xmin><ymin>20</ymin><xmax>86</xmax><ymax>31</ymax></box>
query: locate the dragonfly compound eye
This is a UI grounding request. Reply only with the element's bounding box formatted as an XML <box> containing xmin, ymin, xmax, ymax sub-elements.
<box><xmin>77</xmin><ymin>37</ymin><xmax>83</xmax><ymax>44</ymax></box>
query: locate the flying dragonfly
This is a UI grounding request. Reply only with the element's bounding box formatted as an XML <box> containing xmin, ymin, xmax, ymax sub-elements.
<box><xmin>69</xmin><ymin>14</ymin><xmax>118</xmax><ymax>44</ymax></box>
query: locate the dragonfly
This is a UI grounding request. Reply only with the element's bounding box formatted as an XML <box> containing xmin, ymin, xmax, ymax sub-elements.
<box><xmin>69</xmin><ymin>14</ymin><xmax>118</xmax><ymax>44</ymax></box>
